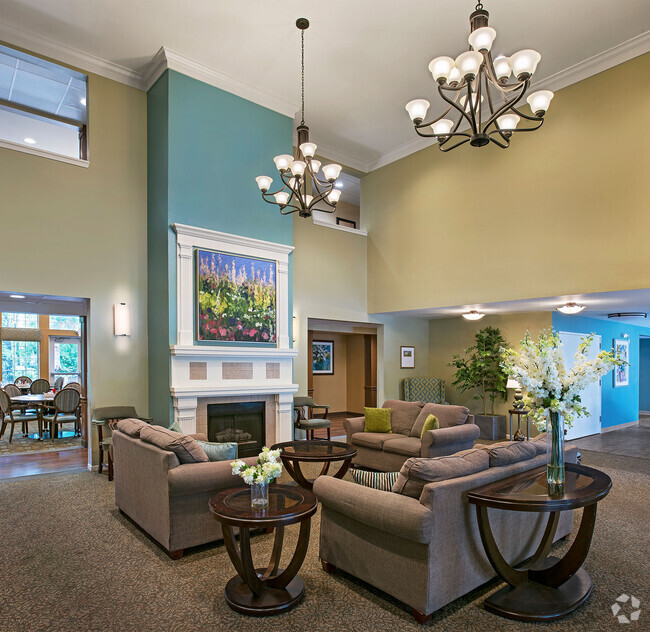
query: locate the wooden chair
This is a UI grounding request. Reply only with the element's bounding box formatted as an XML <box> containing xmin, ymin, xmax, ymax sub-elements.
<box><xmin>41</xmin><ymin>388</ymin><xmax>81</xmax><ymax>440</ymax></box>
<box><xmin>0</xmin><ymin>389</ymin><xmax>40</xmax><ymax>443</ymax></box>
<box><xmin>65</xmin><ymin>382</ymin><xmax>82</xmax><ymax>393</ymax></box>
<box><xmin>3</xmin><ymin>384</ymin><xmax>29</xmax><ymax>434</ymax></box>
<box><xmin>92</xmin><ymin>406</ymin><xmax>152</xmax><ymax>481</ymax></box>
<box><xmin>14</xmin><ymin>376</ymin><xmax>32</xmax><ymax>391</ymax></box>
<box><xmin>30</xmin><ymin>378</ymin><xmax>51</xmax><ymax>394</ymax></box>
<box><xmin>293</xmin><ymin>396</ymin><xmax>332</xmax><ymax>440</ymax></box>
<box><xmin>53</xmin><ymin>377</ymin><xmax>64</xmax><ymax>391</ymax></box>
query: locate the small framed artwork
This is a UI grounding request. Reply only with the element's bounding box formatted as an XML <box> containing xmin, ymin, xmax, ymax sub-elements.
<box><xmin>336</xmin><ymin>217</ymin><xmax>357</xmax><ymax>229</ymax></box>
<box><xmin>400</xmin><ymin>345</ymin><xmax>415</xmax><ymax>369</ymax></box>
<box><xmin>312</xmin><ymin>340</ymin><xmax>334</xmax><ymax>375</ymax></box>
<box><xmin>613</xmin><ymin>338</ymin><xmax>630</xmax><ymax>387</ymax></box>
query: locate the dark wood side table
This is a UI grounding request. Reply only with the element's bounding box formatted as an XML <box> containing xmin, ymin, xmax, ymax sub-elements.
<box><xmin>508</xmin><ymin>408</ymin><xmax>530</xmax><ymax>441</ymax></box>
<box><xmin>271</xmin><ymin>440</ymin><xmax>357</xmax><ymax>490</ymax></box>
<box><xmin>209</xmin><ymin>484</ymin><xmax>317</xmax><ymax>616</ymax></box>
<box><xmin>468</xmin><ymin>462</ymin><xmax>611</xmax><ymax>621</ymax></box>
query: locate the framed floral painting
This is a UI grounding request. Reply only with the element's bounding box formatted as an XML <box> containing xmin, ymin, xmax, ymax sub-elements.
<box><xmin>312</xmin><ymin>341</ymin><xmax>334</xmax><ymax>375</ymax></box>
<box><xmin>613</xmin><ymin>338</ymin><xmax>630</xmax><ymax>387</ymax></box>
<box><xmin>196</xmin><ymin>249</ymin><xmax>276</xmax><ymax>344</ymax></box>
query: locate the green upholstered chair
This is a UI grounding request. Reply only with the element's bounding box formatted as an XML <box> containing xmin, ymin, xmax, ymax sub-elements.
<box><xmin>294</xmin><ymin>396</ymin><xmax>331</xmax><ymax>440</ymax></box>
<box><xmin>402</xmin><ymin>377</ymin><xmax>446</xmax><ymax>404</ymax></box>
<box><xmin>0</xmin><ymin>388</ymin><xmax>40</xmax><ymax>442</ymax></box>
<box><xmin>41</xmin><ymin>388</ymin><xmax>81</xmax><ymax>440</ymax></box>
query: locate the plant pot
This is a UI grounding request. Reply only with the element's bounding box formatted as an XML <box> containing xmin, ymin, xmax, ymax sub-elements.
<box><xmin>475</xmin><ymin>415</ymin><xmax>507</xmax><ymax>441</ymax></box>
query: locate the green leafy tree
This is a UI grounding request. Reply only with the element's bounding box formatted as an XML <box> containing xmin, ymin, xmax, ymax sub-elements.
<box><xmin>449</xmin><ymin>326</ymin><xmax>509</xmax><ymax>415</ymax></box>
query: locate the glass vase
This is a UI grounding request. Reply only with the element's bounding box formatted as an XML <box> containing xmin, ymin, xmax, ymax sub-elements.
<box><xmin>250</xmin><ymin>481</ymin><xmax>269</xmax><ymax>509</ymax></box>
<box><xmin>546</xmin><ymin>410</ymin><xmax>565</xmax><ymax>496</ymax></box>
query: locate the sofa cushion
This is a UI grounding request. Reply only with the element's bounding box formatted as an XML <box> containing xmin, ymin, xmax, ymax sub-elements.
<box><xmin>364</xmin><ymin>407</ymin><xmax>392</xmax><ymax>433</ymax></box>
<box><xmin>411</xmin><ymin>403</ymin><xmax>469</xmax><ymax>436</ymax></box>
<box><xmin>420</xmin><ymin>414</ymin><xmax>440</xmax><ymax>438</ymax></box>
<box><xmin>350</xmin><ymin>469</ymin><xmax>399</xmax><ymax>491</ymax></box>
<box><xmin>196</xmin><ymin>440</ymin><xmax>238</xmax><ymax>462</ymax></box>
<box><xmin>139</xmin><ymin>425</ymin><xmax>209</xmax><ymax>464</ymax></box>
<box><xmin>392</xmin><ymin>448</ymin><xmax>489</xmax><ymax>499</ymax></box>
<box><xmin>383</xmin><ymin>436</ymin><xmax>422</xmax><ymax>457</ymax></box>
<box><xmin>383</xmin><ymin>399</ymin><xmax>424</xmax><ymax>436</ymax></box>
<box><xmin>351</xmin><ymin>432</ymin><xmax>401</xmax><ymax>450</ymax></box>
<box><xmin>115</xmin><ymin>418</ymin><xmax>148</xmax><ymax>438</ymax></box>
<box><xmin>480</xmin><ymin>440</ymin><xmax>537</xmax><ymax>467</ymax></box>
<box><xmin>531</xmin><ymin>432</ymin><xmax>548</xmax><ymax>455</ymax></box>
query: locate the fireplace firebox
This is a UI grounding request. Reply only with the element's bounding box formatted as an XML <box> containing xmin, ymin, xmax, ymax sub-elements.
<box><xmin>207</xmin><ymin>402</ymin><xmax>265</xmax><ymax>458</ymax></box>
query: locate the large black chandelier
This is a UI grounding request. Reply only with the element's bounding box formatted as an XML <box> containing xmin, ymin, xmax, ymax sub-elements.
<box><xmin>256</xmin><ymin>18</ymin><xmax>342</xmax><ymax>217</ymax></box>
<box><xmin>405</xmin><ymin>2</ymin><xmax>554</xmax><ymax>151</ymax></box>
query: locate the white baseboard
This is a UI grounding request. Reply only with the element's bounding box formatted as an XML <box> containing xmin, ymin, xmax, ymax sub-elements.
<box><xmin>639</xmin><ymin>410</ymin><xmax>650</xmax><ymax>415</ymax></box>
<box><xmin>601</xmin><ymin>420</ymin><xmax>639</xmax><ymax>433</ymax></box>
<box><xmin>87</xmin><ymin>464</ymin><xmax>99</xmax><ymax>472</ymax></box>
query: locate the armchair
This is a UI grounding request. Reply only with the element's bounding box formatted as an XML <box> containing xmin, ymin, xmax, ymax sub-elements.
<box><xmin>293</xmin><ymin>396</ymin><xmax>331</xmax><ymax>440</ymax></box>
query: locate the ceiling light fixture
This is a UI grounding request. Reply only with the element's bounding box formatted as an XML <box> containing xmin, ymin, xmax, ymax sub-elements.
<box><xmin>556</xmin><ymin>303</ymin><xmax>585</xmax><ymax>315</ymax></box>
<box><xmin>23</xmin><ymin>138</ymin><xmax>36</xmax><ymax>144</ymax></box>
<box><xmin>80</xmin><ymin>98</ymin><xmax>86</xmax><ymax>106</ymax></box>
<box><xmin>607</xmin><ymin>312</ymin><xmax>647</xmax><ymax>319</ymax></box>
<box><xmin>9</xmin><ymin>294</ymin><xmax>25</xmax><ymax>299</ymax></box>
<box><xmin>405</xmin><ymin>2</ymin><xmax>553</xmax><ymax>151</ymax></box>
<box><xmin>256</xmin><ymin>18</ymin><xmax>342</xmax><ymax>218</ymax></box>
<box><xmin>462</xmin><ymin>310</ymin><xmax>485</xmax><ymax>321</ymax></box>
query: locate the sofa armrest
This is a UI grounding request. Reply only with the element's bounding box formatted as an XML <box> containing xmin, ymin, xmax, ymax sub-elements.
<box><xmin>168</xmin><ymin>456</ymin><xmax>257</xmax><ymax>497</ymax></box>
<box><xmin>344</xmin><ymin>416</ymin><xmax>365</xmax><ymax>440</ymax></box>
<box><xmin>420</xmin><ymin>424</ymin><xmax>480</xmax><ymax>456</ymax></box>
<box><xmin>313</xmin><ymin>476</ymin><xmax>433</xmax><ymax>544</ymax></box>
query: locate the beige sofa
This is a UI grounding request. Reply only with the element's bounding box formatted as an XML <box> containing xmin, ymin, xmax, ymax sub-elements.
<box><xmin>345</xmin><ymin>400</ymin><xmax>480</xmax><ymax>471</ymax></box>
<box><xmin>314</xmin><ymin>439</ymin><xmax>577</xmax><ymax>623</ymax></box>
<box><xmin>113</xmin><ymin>426</ymin><xmax>256</xmax><ymax>559</ymax></box>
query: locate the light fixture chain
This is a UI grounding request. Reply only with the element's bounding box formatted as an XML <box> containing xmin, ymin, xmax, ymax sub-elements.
<box><xmin>301</xmin><ymin>27</ymin><xmax>305</xmax><ymax>125</ymax></box>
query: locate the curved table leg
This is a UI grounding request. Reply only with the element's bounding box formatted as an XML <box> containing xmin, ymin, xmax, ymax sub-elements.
<box><xmin>260</xmin><ymin>526</ymin><xmax>284</xmax><ymax>580</ymax></box>
<box><xmin>266</xmin><ymin>519</ymin><xmax>311</xmax><ymax>589</ymax></box>
<box><xmin>222</xmin><ymin>525</ymin><xmax>244</xmax><ymax>579</ymax></box>
<box><xmin>522</xmin><ymin>511</ymin><xmax>560</xmax><ymax>570</ymax></box>
<box><xmin>318</xmin><ymin>461</ymin><xmax>331</xmax><ymax>477</ymax></box>
<box><xmin>291</xmin><ymin>461</ymin><xmax>314</xmax><ymax>490</ymax></box>
<box><xmin>238</xmin><ymin>528</ymin><xmax>265</xmax><ymax>597</ymax></box>
<box><xmin>332</xmin><ymin>457</ymin><xmax>352</xmax><ymax>480</ymax></box>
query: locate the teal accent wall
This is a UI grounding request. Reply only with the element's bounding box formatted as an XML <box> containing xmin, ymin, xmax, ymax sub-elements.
<box><xmin>553</xmin><ymin>312</ymin><xmax>650</xmax><ymax>429</ymax></box>
<box><xmin>147</xmin><ymin>70</ymin><xmax>293</xmax><ymax>425</ymax></box>
<box><xmin>639</xmin><ymin>338</ymin><xmax>650</xmax><ymax>412</ymax></box>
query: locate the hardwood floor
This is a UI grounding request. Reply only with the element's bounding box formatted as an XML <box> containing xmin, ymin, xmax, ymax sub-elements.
<box><xmin>0</xmin><ymin>447</ymin><xmax>88</xmax><ymax>480</ymax></box>
<box><xmin>311</xmin><ymin>411</ymin><xmax>361</xmax><ymax>439</ymax></box>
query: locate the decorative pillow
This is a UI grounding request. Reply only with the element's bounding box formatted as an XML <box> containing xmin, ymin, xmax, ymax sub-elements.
<box><xmin>480</xmin><ymin>440</ymin><xmax>537</xmax><ymax>467</ymax></box>
<box><xmin>382</xmin><ymin>399</ymin><xmax>424</xmax><ymax>436</ymax></box>
<box><xmin>115</xmin><ymin>418</ymin><xmax>148</xmax><ymax>438</ymax></box>
<box><xmin>411</xmin><ymin>403</ymin><xmax>469</xmax><ymax>436</ymax></box>
<box><xmin>350</xmin><ymin>469</ymin><xmax>399</xmax><ymax>492</ymax></box>
<box><xmin>392</xmin><ymin>448</ymin><xmax>489</xmax><ymax>499</ymax></box>
<box><xmin>420</xmin><ymin>414</ymin><xmax>440</xmax><ymax>438</ymax></box>
<box><xmin>196</xmin><ymin>441</ymin><xmax>238</xmax><ymax>462</ymax></box>
<box><xmin>139</xmin><ymin>425</ymin><xmax>209</xmax><ymax>464</ymax></box>
<box><xmin>168</xmin><ymin>420</ymin><xmax>183</xmax><ymax>433</ymax></box>
<box><xmin>364</xmin><ymin>407</ymin><xmax>392</xmax><ymax>433</ymax></box>
<box><xmin>531</xmin><ymin>432</ymin><xmax>548</xmax><ymax>455</ymax></box>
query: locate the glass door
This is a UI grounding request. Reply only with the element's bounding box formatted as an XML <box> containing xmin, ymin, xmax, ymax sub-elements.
<box><xmin>49</xmin><ymin>336</ymin><xmax>81</xmax><ymax>385</ymax></box>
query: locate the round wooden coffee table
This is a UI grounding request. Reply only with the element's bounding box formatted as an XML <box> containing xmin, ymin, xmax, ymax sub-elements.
<box><xmin>271</xmin><ymin>440</ymin><xmax>357</xmax><ymax>490</ymax></box>
<box><xmin>209</xmin><ymin>484</ymin><xmax>317</xmax><ymax>616</ymax></box>
<box><xmin>468</xmin><ymin>462</ymin><xmax>611</xmax><ymax>621</ymax></box>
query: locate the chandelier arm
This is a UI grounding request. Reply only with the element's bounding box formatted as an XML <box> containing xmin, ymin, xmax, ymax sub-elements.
<box><xmin>488</xmin><ymin>117</ymin><xmax>544</xmax><ymax>138</ymax></box>
<box><xmin>439</xmin><ymin>136</ymin><xmax>472</xmax><ymax>152</ymax></box>
<box><xmin>464</xmin><ymin>79</ymin><xmax>480</xmax><ymax>134</ymax></box>
<box><xmin>438</xmin><ymin>83</ymin><xmax>474</xmax><ymax>130</ymax></box>
<box><xmin>414</xmin><ymin>103</ymin><xmax>455</xmax><ymax>129</ymax></box>
<box><xmin>481</xmin><ymin>79</ymin><xmax>528</xmax><ymax>134</ymax></box>
<box><xmin>488</xmin><ymin>134</ymin><xmax>510</xmax><ymax>149</ymax></box>
<box><xmin>309</xmin><ymin>186</ymin><xmax>336</xmax><ymax>209</ymax></box>
<box><xmin>510</xmin><ymin>105</ymin><xmax>546</xmax><ymax>123</ymax></box>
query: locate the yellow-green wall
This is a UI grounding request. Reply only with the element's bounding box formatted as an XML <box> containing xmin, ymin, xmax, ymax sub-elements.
<box><xmin>364</xmin><ymin>54</ymin><xmax>650</xmax><ymax>314</ymax></box>
<box><xmin>0</xmin><ymin>70</ymin><xmax>148</xmax><ymax>460</ymax></box>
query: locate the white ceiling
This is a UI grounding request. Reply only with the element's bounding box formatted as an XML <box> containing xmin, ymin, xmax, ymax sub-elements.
<box><xmin>0</xmin><ymin>1</ymin><xmax>649</xmax><ymax>171</ymax></box>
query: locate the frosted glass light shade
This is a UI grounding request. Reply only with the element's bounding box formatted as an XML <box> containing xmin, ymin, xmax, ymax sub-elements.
<box><xmin>290</xmin><ymin>160</ymin><xmax>307</xmax><ymax>176</ymax></box>
<box><xmin>255</xmin><ymin>175</ymin><xmax>273</xmax><ymax>192</ymax></box>
<box><xmin>405</xmin><ymin>99</ymin><xmax>430</xmax><ymax>122</ymax></box>
<box><xmin>455</xmin><ymin>51</ymin><xmax>483</xmax><ymax>78</ymax></box>
<box><xmin>493</xmin><ymin>56</ymin><xmax>511</xmax><ymax>81</ymax></box>
<box><xmin>310</xmin><ymin>159</ymin><xmax>321</xmax><ymax>174</ymax></box>
<box><xmin>274</xmin><ymin>191</ymin><xmax>290</xmax><ymax>205</ymax></box>
<box><xmin>496</xmin><ymin>114</ymin><xmax>520</xmax><ymax>130</ymax></box>
<box><xmin>462</xmin><ymin>310</ymin><xmax>485</xmax><ymax>321</ymax></box>
<box><xmin>468</xmin><ymin>26</ymin><xmax>497</xmax><ymax>52</ymax></box>
<box><xmin>432</xmin><ymin>118</ymin><xmax>454</xmax><ymax>136</ymax></box>
<box><xmin>273</xmin><ymin>154</ymin><xmax>293</xmax><ymax>171</ymax></box>
<box><xmin>556</xmin><ymin>302</ymin><xmax>585</xmax><ymax>315</ymax></box>
<box><xmin>322</xmin><ymin>163</ymin><xmax>342</xmax><ymax>181</ymax></box>
<box><xmin>506</xmin><ymin>378</ymin><xmax>521</xmax><ymax>390</ymax></box>
<box><xmin>428</xmin><ymin>56</ymin><xmax>455</xmax><ymax>83</ymax></box>
<box><xmin>302</xmin><ymin>194</ymin><xmax>313</xmax><ymax>206</ymax></box>
<box><xmin>509</xmin><ymin>49</ymin><xmax>541</xmax><ymax>79</ymax></box>
<box><xmin>460</xmin><ymin>93</ymin><xmax>483</xmax><ymax>112</ymax></box>
<box><xmin>448</xmin><ymin>66</ymin><xmax>462</xmax><ymax>85</ymax></box>
<box><xmin>527</xmin><ymin>90</ymin><xmax>554</xmax><ymax>115</ymax></box>
<box><xmin>113</xmin><ymin>303</ymin><xmax>131</xmax><ymax>336</ymax></box>
<box><xmin>327</xmin><ymin>189</ymin><xmax>342</xmax><ymax>204</ymax></box>
<box><xmin>299</xmin><ymin>142</ymin><xmax>317</xmax><ymax>158</ymax></box>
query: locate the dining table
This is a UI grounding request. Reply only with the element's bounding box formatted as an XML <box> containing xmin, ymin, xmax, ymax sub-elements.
<box><xmin>9</xmin><ymin>393</ymin><xmax>82</xmax><ymax>440</ymax></box>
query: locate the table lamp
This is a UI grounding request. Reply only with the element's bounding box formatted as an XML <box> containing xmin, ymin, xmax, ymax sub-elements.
<box><xmin>507</xmin><ymin>378</ymin><xmax>525</xmax><ymax>410</ymax></box>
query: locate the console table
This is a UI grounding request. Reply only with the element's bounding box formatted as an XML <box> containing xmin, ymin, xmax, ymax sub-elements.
<box><xmin>468</xmin><ymin>462</ymin><xmax>611</xmax><ymax>621</ymax></box>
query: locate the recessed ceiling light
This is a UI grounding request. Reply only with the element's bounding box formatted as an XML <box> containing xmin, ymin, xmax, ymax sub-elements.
<box><xmin>335</xmin><ymin>182</ymin><xmax>344</xmax><ymax>188</ymax></box>
<box><xmin>23</xmin><ymin>138</ymin><xmax>36</xmax><ymax>144</ymax></box>
<box><xmin>556</xmin><ymin>302</ymin><xmax>585</xmax><ymax>315</ymax></box>
<box><xmin>462</xmin><ymin>310</ymin><xmax>485</xmax><ymax>321</ymax></box>
<box><xmin>81</xmin><ymin>97</ymin><xmax>86</xmax><ymax>106</ymax></box>
<box><xmin>9</xmin><ymin>294</ymin><xmax>25</xmax><ymax>299</ymax></box>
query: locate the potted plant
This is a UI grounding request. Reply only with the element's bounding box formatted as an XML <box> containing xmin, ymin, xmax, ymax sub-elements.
<box><xmin>449</xmin><ymin>326</ymin><xmax>509</xmax><ymax>440</ymax></box>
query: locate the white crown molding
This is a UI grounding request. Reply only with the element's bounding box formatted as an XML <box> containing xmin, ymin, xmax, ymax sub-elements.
<box><xmin>368</xmin><ymin>136</ymin><xmax>437</xmax><ymax>172</ymax></box>
<box><xmin>0</xmin><ymin>21</ymin><xmax>142</xmax><ymax>88</ymax></box>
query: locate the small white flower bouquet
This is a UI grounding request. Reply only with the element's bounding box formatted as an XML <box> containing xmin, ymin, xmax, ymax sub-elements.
<box><xmin>231</xmin><ymin>446</ymin><xmax>283</xmax><ymax>485</ymax></box>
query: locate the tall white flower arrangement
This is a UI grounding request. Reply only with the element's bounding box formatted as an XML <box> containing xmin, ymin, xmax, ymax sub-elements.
<box><xmin>231</xmin><ymin>446</ymin><xmax>283</xmax><ymax>485</ymax></box>
<box><xmin>501</xmin><ymin>330</ymin><xmax>623</xmax><ymax>430</ymax></box>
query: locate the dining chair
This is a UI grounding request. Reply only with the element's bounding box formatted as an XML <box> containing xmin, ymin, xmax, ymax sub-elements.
<box><xmin>14</xmin><ymin>376</ymin><xmax>32</xmax><ymax>387</ymax></box>
<box><xmin>30</xmin><ymin>378</ymin><xmax>51</xmax><ymax>394</ymax></box>
<box><xmin>41</xmin><ymin>388</ymin><xmax>81</xmax><ymax>440</ymax></box>
<box><xmin>65</xmin><ymin>382</ymin><xmax>82</xmax><ymax>393</ymax></box>
<box><xmin>53</xmin><ymin>377</ymin><xmax>64</xmax><ymax>391</ymax></box>
<box><xmin>0</xmin><ymin>389</ymin><xmax>40</xmax><ymax>443</ymax></box>
<box><xmin>3</xmin><ymin>384</ymin><xmax>29</xmax><ymax>433</ymax></box>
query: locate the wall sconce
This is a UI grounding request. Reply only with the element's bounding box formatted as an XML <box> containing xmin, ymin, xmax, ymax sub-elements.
<box><xmin>113</xmin><ymin>303</ymin><xmax>131</xmax><ymax>336</ymax></box>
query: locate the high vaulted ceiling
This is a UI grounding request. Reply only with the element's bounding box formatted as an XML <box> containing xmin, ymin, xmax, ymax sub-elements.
<box><xmin>0</xmin><ymin>0</ymin><xmax>649</xmax><ymax>171</ymax></box>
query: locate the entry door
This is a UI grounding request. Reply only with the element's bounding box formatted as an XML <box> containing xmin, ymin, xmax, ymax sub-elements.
<box><xmin>49</xmin><ymin>336</ymin><xmax>82</xmax><ymax>385</ymax></box>
<box><xmin>559</xmin><ymin>332</ymin><xmax>602</xmax><ymax>439</ymax></box>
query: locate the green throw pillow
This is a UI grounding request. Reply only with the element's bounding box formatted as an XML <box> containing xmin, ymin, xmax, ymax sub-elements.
<box><xmin>196</xmin><ymin>441</ymin><xmax>238</xmax><ymax>462</ymax></box>
<box><xmin>420</xmin><ymin>414</ymin><xmax>440</xmax><ymax>438</ymax></box>
<box><xmin>168</xmin><ymin>420</ymin><xmax>183</xmax><ymax>433</ymax></box>
<box><xmin>364</xmin><ymin>407</ymin><xmax>392</xmax><ymax>433</ymax></box>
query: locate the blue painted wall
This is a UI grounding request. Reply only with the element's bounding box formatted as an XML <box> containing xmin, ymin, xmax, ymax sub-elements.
<box><xmin>553</xmin><ymin>312</ymin><xmax>650</xmax><ymax>428</ymax></box>
<box><xmin>639</xmin><ymin>338</ymin><xmax>650</xmax><ymax>412</ymax></box>
<box><xmin>148</xmin><ymin>70</ymin><xmax>293</xmax><ymax>424</ymax></box>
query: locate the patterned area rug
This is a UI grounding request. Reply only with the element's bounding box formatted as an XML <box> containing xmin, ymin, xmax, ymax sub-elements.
<box><xmin>0</xmin><ymin>421</ymin><xmax>82</xmax><ymax>455</ymax></box>
<box><xmin>0</xmin><ymin>452</ymin><xmax>647</xmax><ymax>631</ymax></box>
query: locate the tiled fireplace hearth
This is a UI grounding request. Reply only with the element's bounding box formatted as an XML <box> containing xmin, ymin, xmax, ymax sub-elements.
<box><xmin>169</xmin><ymin>224</ymin><xmax>298</xmax><ymax>443</ymax></box>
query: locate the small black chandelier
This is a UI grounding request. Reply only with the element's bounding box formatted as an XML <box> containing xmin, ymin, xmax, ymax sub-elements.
<box><xmin>405</xmin><ymin>2</ymin><xmax>554</xmax><ymax>151</ymax></box>
<box><xmin>256</xmin><ymin>18</ymin><xmax>342</xmax><ymax>217</ymax></box>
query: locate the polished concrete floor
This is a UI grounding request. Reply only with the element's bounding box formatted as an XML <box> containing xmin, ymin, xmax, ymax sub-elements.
<box><xmin>567</xmin><ymin>417</ymin><xmax>650</xmax><ymax>459</ymax></box>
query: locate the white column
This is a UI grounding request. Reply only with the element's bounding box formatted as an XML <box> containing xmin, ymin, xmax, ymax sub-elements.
<box><xmin>277</xmin><ymin>259</ymin><xmax>290</xmax><ymax>349</ymax></box>
<box><xmin>277</xmin><ymin>391</ymin><xmax>295</xmax><ymax>443</ymax></box>
<box><xmin>172</xmin><ymin>395</ymin><xmax>198</xmax><ymax>434</ymax></box>
<box><xmin>177</xmin><ymin>242</ymin><xmax>194</xmax><ymax>346</ymax></box>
